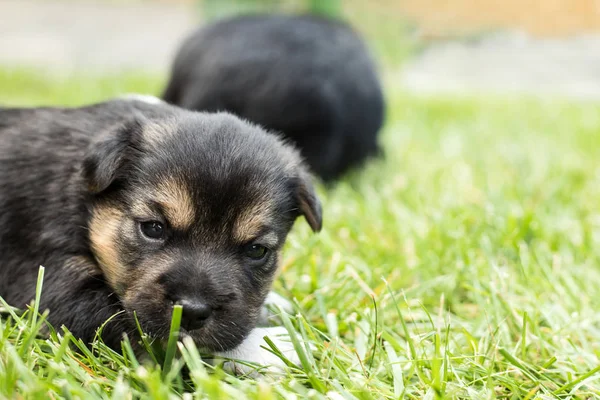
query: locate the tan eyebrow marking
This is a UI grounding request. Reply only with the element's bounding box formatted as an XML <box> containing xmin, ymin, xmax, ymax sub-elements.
<box><xmin>155</xmin><ymin>177</ymin><xmax>196</xmax><ymax>230</ymax></box>
<box><xmin>233</xmin><ymin>200</ymin><xmax>274</xmax><ymax>243</ymax></box>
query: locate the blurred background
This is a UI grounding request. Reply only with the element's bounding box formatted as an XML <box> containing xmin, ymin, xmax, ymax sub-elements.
<box><xmin>4</xmin><ymin>3</ymin><xmax>600</xmax><ymax>398</ymax></box>
<box><xmin>3</xmin><ymin>0</ymin><xmax>600</xmax><ymax>101</ymax></box>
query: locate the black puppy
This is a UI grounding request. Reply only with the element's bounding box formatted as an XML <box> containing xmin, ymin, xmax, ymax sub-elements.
<box><xmin>0</xmin><ymin>97</ymin><xmax>321</xmax><ymax>364</ymax></box>
<box><xmin>162</xmin><ymin>14</ymin><xmax>386</xmax><ymax>182</ymax></box>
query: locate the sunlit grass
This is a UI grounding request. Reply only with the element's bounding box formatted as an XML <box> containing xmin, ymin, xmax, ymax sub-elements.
<box><xmin>1</xmin><ymin>67</ymin><xmax>600</xmax><ymax>398</ymax></box>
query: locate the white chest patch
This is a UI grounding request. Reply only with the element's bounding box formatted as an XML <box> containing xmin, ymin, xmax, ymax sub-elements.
<box><xmin>215</xmin><ymin>326</ymin><xmax>300</xmax><ymax>377</ymax></box>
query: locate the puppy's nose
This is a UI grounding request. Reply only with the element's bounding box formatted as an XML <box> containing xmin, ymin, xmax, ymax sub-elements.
<box><xmin>178</xmin><ymin>299</ymin><xmax>212</xmax><ymax>331</ymax></box>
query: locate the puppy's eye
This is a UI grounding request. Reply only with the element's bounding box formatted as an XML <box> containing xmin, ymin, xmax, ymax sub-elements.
<box><xmin>140</xmin><ymin>221</ymin><xmax>165</xmax><ymax>240</ymax></box>
<box><xmin>243</xmin><ymin>243</ymin><xmax>269</xmax><ymax>261</ymax></box>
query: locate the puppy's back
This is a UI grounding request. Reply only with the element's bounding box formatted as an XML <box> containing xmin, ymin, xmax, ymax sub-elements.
<box><xmin>163</xmin><ymin>14</ymin><xmax>385</xmax><ymax>181</ymax></box>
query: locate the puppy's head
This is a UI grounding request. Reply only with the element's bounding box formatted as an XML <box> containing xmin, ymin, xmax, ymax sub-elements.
<box><xmin>83</xmin><ymin>110</ymin><xmax>321</xmax><ymax>351</ymax></box>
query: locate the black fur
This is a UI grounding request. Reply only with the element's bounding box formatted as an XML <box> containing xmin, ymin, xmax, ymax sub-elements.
<box><xmin>0</xmin><ymin>98</ymin><xmax>321</xmax><ymax>351</ymax></box>
<box><xmin>162</xmin><ymin>14</ymin><xmax>386</xmax><ymax>182</ymax></box>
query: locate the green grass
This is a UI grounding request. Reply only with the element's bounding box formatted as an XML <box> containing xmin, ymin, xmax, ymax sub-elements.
<box><xmin>1</xmin><ymin>66</ymin><xmax>600</xmax><ymax>399</ymax></box>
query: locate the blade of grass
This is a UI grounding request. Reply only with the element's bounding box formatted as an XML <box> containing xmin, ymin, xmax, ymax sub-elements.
<box><xmin>162</xmin><ymin>304</ymin><xmax>182</xmax><ymax>378</ymax></box>
<box><xmin>383</xmin><ymin>341</ymin><xmax>404</xmax><ymax>398</ymax></box>
<box><xmin>279</xmin><ymin>306</ymin><xmax>326</xmax><ymax>392</ymax></box>
<box><xmin>553</xmin><ymin>364</ymin><xmax>600</xmax><ymax>395</ymax></box>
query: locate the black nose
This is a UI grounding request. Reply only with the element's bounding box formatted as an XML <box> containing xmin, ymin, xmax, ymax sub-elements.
<box><xmin>178</xmin><ymin>299</ymin><xmax>212</xmax><ymax>331</ymax></box>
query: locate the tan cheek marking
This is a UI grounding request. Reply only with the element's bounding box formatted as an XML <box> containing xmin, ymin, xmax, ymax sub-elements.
<box><xmin>89</xmin><ymin>206</ymin><xmax>125</xmax><ymax>291</ymax></box>
<box><xmin>233</xmin><ymin>200</ymin><xmax>274</xmax><ymax>243</ymax></box>
<box><xmin>156</xmin><ymin>178</ymin><xmax>195</xmax><ymax>230</ymax></box>
<box><xmin>122</xmin><ymin>253</ymin><xmax>174</xmax><ymax>306</ymax></box>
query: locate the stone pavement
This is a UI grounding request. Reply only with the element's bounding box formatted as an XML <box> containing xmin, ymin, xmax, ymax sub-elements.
<box><xmin>0</xmin><ymin>0</ymin><xmax>198</xmax><ymax>73</ymax></box>
<box><xmin>399</xmin><ymin>31</ymin><xmax>600</xmax><ymax>100</ymax></box>
<box><xmin>2</xmin><ymin>1</ymin><xmax>600</xmax><ymax>99</ymax></box>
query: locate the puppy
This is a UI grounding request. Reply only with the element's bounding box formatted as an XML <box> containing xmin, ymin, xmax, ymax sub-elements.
<box><xmin>162</xmin><ymin>14</ymin><xmax>386</xmax><ymax>182</ymax></box>
<box><xmin>0</xmin><ymin>97</ymin><xmax>321</xmax><ymax>367</ymax></box>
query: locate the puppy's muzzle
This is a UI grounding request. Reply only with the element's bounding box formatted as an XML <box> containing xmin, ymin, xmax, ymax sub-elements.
<box><xmin>176</xmin><ymin>298</ymin><xmax>212</xmax><ymax>331</ymax></box>
<box><xmin>159</xmin><ymin>261</ymin><xmax>237</xmax><ymax>331</ymax></box>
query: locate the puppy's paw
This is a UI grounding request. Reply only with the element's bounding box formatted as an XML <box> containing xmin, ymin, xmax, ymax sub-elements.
<box><xmin>119</xmin><ymin>93</ymin><xmax>165</xmax><ymax>105</ymax></box>
<box><xmin>215</xmin><ymin>326</ymin><xmax>300</xmax><ymax>377</ymax></box>
<box><xmin>264</xmin><ymin>292</ymin><xmax>293</xmax><ymax>312</ymax></box>
<box><xmin>258</xmin><ymin>291</ymin><xmax>293</xmax><ymax>326</ymax></box>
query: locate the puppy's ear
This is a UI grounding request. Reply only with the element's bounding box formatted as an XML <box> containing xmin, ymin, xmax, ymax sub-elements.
<box><xmin>82</xmin><ymin>119</ymin><xmax>142</xmax><ymax>194</ymax></box>
<box><xmin>296</xmin><ymin>168</ymin><xmax>323</xmax><ymax>232</ymax></box>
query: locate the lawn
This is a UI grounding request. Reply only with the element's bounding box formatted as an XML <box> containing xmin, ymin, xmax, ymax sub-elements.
<box><xmin>1</xmin><ymin>66</ymin><xmax>600</xmax><ymax>399</ymax></box>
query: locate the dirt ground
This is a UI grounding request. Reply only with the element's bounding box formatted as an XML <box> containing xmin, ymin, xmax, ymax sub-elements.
<box><xmin>386</xmin><ymin>0</ymin><xmax>600</xmax><ymax>37</ymax></box>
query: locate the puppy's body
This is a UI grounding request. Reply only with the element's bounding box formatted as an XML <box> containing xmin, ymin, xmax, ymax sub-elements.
<box><xmin>163</xmin><ymin>14</ymin><xmax>385</xmax><ymax>182</ymax></box>
<box><xmin>0</xmin><ymin>99</ymin><xmax>320</xmax><ymax>352</ymax></box>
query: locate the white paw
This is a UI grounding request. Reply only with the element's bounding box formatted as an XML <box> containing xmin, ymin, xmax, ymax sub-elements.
<box><xmin>264</xmin><ymin>292</ymin><xmax>293</xmax><ymax>312</ymax></box>
<box><xmin>119</xmin><ymin>93</ymin><xmax>164</xmax><ymax>104</ymax></box>
<box><xmin>258</xmin><ymin>291</ymin><xmax>293</xmax><ymax>326</ymax></box>
<box><xmin>215</xmin><ymin>326</ymin><xmax>300</xmax><ymax>376</ymax></box>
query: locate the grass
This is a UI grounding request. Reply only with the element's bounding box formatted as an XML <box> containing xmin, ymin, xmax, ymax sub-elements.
<box><xmin>1</xmin><ymin>66</ymin><xmax>600</xmax><ymax>399</ymax></box>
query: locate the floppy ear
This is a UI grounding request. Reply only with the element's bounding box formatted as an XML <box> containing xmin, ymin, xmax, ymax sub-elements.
<box><xmin>296</xmin><ymin>168</ymin><xmax>323</xmax><ymax>232</ymax></box>
<box><xmin>82</xmin><ymin>119</ymin><xmax>142</xmax><ymax>194</ymax></box>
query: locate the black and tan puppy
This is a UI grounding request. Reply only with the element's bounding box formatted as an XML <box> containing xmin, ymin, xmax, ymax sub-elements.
<box><xmin>0</xmin><ymin>97</ymin><xmax>321</xmax><ymax>364</ymax></box>
<box><xmin>162</xmin><ymin>14</ymin><xmax>386</xmax><ymax>182</ymax></box>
